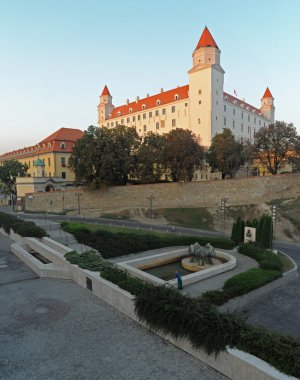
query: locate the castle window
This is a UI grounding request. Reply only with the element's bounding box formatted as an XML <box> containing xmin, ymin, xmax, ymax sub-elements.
<box><xmin>254</xmin><ymin>118</ymin><xmax>256</xmax><ymax>124</ymax></box>
<box><xmin>109</xmin><ymin>114</ymin><xmax>112</xmax><ymax>118</ymax></box>
<box><xmin>149</xmin><ymin>111</ymin><xmax>152</xmax><ymax>118</ymax></box>
<box><xmin>162</xmin><ymin>108</ymin><xmax>166</xmax><ymax>115</ymax></box>
<box><xmin>129</xmin><ymin>108</ymin><xmax>133</xmax><ymax>113</ymax></box>
<box><xmin>224</xmin><ymin>117</ymin><xmax>226</xmax><ymax>126</ymax></box>
<box><xmin>224</xmin><ymin>105</ymin><xmax>226</xmax><ymax>112</ymax></box>
<box><xmin>118</xmin><ymin>111</ymin><xmax>121</xmax><ymax>116</ymax></box>
<box><xmin>198</xmin><ymin>100</ymin><xmax>201</xmax><ymax>105</ymax></box>
<box><xmin>174</xmin><ymin>94</ymin><xmax>179</xmax><ymax>100</ymax></box>
<box><xmin>241</xmin><ymin>123</ymin><xmax>243</xmax><ymax>132</ymax></box>
<box><xmin>198</xmin><ymin>90</ymin><xmax>202</xmax><ymax>95</ymax></box>
<box><xmin>156</xmin><ymin>100</ymin><xmax>161</xmax><ymax>105</ymax></box>
<box><xmin>233</xmin><ymin>121</ymin><xmax>235</xmax><ymax>129</ymax></box>
<box><xmin>61</xmin><ymin>157</ymin><xmax>66</xmax><ymax>167</ymax></box>
<box><xmin>133</xmin><ymin>116</ymin><xmax>136</xmax><ymax>122</ymax></box>
<box><xmin>62</xmin><ymin>172</ymin><xmax>66</xmax><ymax>179</ymax></box>
<box><xmin>60</xmin><ymin>142</ymin><xmax>65</xmax><ymax>149</ymax></box>
<box><xmin>198</xmin><ymin>119</ymin><xmax>201</xmax><ymax>124</ymax></box>
<box><xmin>155</xmin><ymin>110</ymin><xmax>159</xmax><ymax>116</ymax></box>
<box><xmin>185</xmin><ymin>103</ymin><xmax>188</xmax><ymax>107</ymax></box>
<box><xmin>127</xmin><ymin>118</ymin><xmax>130</xmax><ymax>123</ymax></box>
<box><xmin>138</xmin><ymin>115</ymin><xmax>141</xmax><ymax>121</ymax></box>
<box><xmin>248</xmin><ymin>115</ymin><xmax>250</xmax><ymax>122</ymax></box>
<box><xmin>172</xmin><ymin>119</ymin><xmax>176</xmax><ymax>127</ymax></box>
<box><xmin>143</xmin><ymin>113</ymin><xmax>146</xmax><ymax>119</ymax></box>
<box><xmin>233</xmin><ymin>108</ymin><xmax>235</xmax><ymax>116</ymax></box>
<box><xmin>142</xmin><ymin>104</ymin><xmax>146</xmax><ymax>109</ymax></box>
<box><xmin>241</xmin><ymin>112</ymin><xmax>243</xmax><ymax>119</ymax></box>
<box><xmin>111</xmin><ymin>122</ymin><xmax>114</xmax><ymax>127</ymax></box>
<box><xmin>48</xmin><ymin>158</ymin><xmax>50</xmax><ymax>166</ymax></box>
<box><xmin>48</xmin><ymin>143</ymin><xmax>51</xmax><ymax>149</ymax></box>
<box><xmin>171</xmin><ymin>106</ymin><xmax>175</xmax><ymax>113</ymax></box>
<box><xmin>248</xmin><ymin>126</ymin><xmax>250</xmax><ymax>133</ymax></box>
<box><xmin>161</xmin><ymin>120</ymin><xmax>165</xmax><ymax>128</ymax></box>
<box><xmin>156</xmin><ymin>122</ymin><xmax>159</xmax><ymax>130</ymax></box>
<box><xmin>121</xmin><ymin>119</ymin><xmax>124</xmax><ymax>124</ymax></box>
<box><xmin>143</xmin><ymin>125</ymin><xmax>147</xmax><ymax>132</ymax></box>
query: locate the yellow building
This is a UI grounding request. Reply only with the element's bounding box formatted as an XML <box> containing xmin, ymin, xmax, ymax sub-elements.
<box><xmin>0</xmin><ymin>127</ymin><xmax>83</xmax><ymax>196</ymax></box>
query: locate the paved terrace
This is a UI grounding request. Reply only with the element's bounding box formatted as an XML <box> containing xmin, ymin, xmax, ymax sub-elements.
<box><xmin>0</xmin><ymin>233</ymin><xmax>229</xmax><ymax>380</ymax></box>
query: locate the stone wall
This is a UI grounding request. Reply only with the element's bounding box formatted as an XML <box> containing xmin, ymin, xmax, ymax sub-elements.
<box><xmin>24</xmin><ymin>173</ymin><xmax>300</xmax><ymax>214</ymax></box>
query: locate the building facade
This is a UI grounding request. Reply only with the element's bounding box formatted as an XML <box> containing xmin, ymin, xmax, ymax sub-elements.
<box><xmin>0</xmin><ymin>128</ymin><xmax>84</xmax><ymax>192</ymax></box>
<box><xmin>97</xmin><ymin>27</ymin><xmax>275</xmax><ymax>147</ymax></box>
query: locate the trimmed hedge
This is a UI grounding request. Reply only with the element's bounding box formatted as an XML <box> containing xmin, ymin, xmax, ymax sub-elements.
<box><xmin>200</xmin><ymin>268</ymin><xmax>281</xmax><ymax>306</ymax></box>
<box><xmin>238</xmin><ymin>243</ymin><xmax>283</xmax><ymax>272</ymax></box>
<box><xmin>0</xmin><ymin>212</ymin><xmax>46</xmax><ymax>238</ymax></box>
<box><xmin>64</xmin><ymin>249</ymin><xmax>300</xmax><ymax>377</ymax></box>
<box><xmin>61</xmin><ymin>222</ymin><xmax>235</xmax><ymax>258</ymax></box>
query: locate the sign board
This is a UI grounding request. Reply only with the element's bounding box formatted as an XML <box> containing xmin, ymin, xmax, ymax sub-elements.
<box><xmin>244</xmin><ymin>227</ymin><xmax>256</xmax><ymax>243</ymax></box>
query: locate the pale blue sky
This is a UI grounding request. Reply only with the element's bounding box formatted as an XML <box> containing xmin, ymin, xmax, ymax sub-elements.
<box><xmin>0</xmin><ymin>0</ymin><xmax>299</xmax><ymax>153</ymax></box>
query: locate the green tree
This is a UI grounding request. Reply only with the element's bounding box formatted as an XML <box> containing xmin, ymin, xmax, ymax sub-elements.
<box><xmin>0</xmin><ymin>160</ymin><xmax>28</xmax><ymax>195</ymax></box>
<box><xmin>207</xmin><ymin>129</ymin><xmax>245</xmax><ymax>179</ymax></box>
<box><xmin>256</xmin><ymin>214</ymin><xmax>266</xmax><ymax>244</ymax></box>
<box><xmin>135</xmin><ymin>132</ymin><xmax>166</xmax><ymax>183</ymax></box>
<box><xmin>163</xmin><ymin>129</ymin><xmax>204</xmax><ymax>182</ymax></box>
<box><xmin>260</xmin><ymin>215</ymin><xmax>272</xmax><ymax>249</ymax></box>
<box><xmin>69</xmin><ymin>125</ymin><xmax>140</xmax><ymax>186</ymax></box>
<box><xmin>253</xmin><ymin>121</ymin><xmax>300</xmax><ymax>175</ymax></box>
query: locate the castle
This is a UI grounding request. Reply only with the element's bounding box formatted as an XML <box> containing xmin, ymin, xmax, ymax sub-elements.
<box><xmin>97</xmin><ymin>27</ymin><xmax>275</xmax><ymax>147</ymax></box>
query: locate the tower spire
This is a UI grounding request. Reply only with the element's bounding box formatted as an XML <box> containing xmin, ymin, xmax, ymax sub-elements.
<box><xmin>195</xmin><ymin>26</ymin><xmax>219</xmax><ymax>50</ymax></box>
<box><xmin>261</xmin><ymin>87</ymin><xmax>273</xmax><ymax>99</ymax></box>
<box><xmin>101</xmin><ymin>85</ymin><xmax>111</xmax><ymax>96</ymax></box>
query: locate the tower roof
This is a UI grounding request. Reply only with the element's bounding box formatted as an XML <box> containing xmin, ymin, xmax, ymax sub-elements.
<box><xmin>262</xmin><ymin>87</ymin><xmax>273</xmax><ymax>99</ymax></box>
<box><xmin>33</xmin><ymin>158</ymin><xmax>45</xmax><ymax>167</ymax></box>
<box><xmin>101</xmin><ymin>85</ymin><xmax>111</xmax><ymax>96</ymax></box>
<box><xmin>195</xmin><ymin>26</ymin><xmax>219</xmax><ymax>50</ymax></box>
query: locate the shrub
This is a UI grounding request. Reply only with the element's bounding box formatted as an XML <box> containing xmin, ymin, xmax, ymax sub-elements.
<box><xmin>0</xmin><ymin>212</ymin><xmax>46</xmax><ymax>237</ymax></box>
<box><xmin>61</xmin><ymin>222</ymin><xmax>235</xmax><ymax>258</ymax></box>
<box><xmin>238</xmin><ymin>243</ymin><xmax>283</xmax><ymax>272</ymax></box>
<box><xmin>65</xmin><ymin>250</ymin><xmax>110</xmax><ymax>272</ymax></box>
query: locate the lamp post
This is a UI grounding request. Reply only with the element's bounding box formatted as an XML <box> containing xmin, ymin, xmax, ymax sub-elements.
<box><xmin>75</xmin><ymin>192</ymin><xmax>82</xmax><ymax>215</ymax></box>
<box><xmin>147</xmin><ymin>194</ymin><xmax>155</xmax><ymax>218</ymax></box>
<box><xmin>271</xmin><ymin>205</ymin><xmax>277</xmax><ymax>248</ymax></box>
<box><xmin>220</xmin><ymin>197</ymin><xmax>228</xmax><ymax>236</ymax></box>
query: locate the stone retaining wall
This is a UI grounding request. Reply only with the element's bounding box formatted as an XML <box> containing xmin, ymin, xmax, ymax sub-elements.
<box><xmin>24</xmin><ymin>173</ymin><xmax>300</xmax><ymax>214</ymax></box>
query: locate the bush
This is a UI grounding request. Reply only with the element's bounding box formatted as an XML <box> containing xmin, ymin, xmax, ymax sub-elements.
<box><xmin>61</xmin><ymin>222</ymin><xmax>235</xmax><ymax>258</ymax></box>
<box><xmin>65</xmin><ymin>250</ymin><xmax>110</xmax><ymax>272</ymax></box>
<box><xmin>238</xmin><ymin>243</ymin><xmax>283</xmax><ymax>272</ymax></box>
<box><xmin>0</xmin><ymin>212</ymin><xmax>46</xmax><ymax>237</ymax></box>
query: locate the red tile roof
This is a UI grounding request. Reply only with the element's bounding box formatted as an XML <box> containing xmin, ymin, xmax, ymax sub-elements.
<box><xmin>101</xmin><ymin>85</ymin><xmax>111</xmax><ymax>96</ymax></box>
<box><xmin>108</xmin><ymin>85</ymin><xmax>189</xmax><ymax>120</ymax></box>
<box><xmin>223</xmin><ymin>92</ymin><xmax>264</xmax><ymax>117</ymax></box>
<box><xmin>195</xmin><ymin>26</ymin><xmax>219</xmax><ymax>50</ymax></box>
<box><xmin>262</xmin><ymin>87</ymin><xmax>273</xmax><ymax>99</ymax></box>
<box><xmin>0</xmin><ymin>127</ymin><xmax>84</xmax><ymax>160</ymax></box>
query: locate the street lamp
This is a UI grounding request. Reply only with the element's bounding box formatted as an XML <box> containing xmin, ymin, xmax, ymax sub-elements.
<box><xmin>147</xmin><ymin>194</ymin><xmax>155</xmax><ymax>219</ymax></box>
<box><xmin>271</xmin><ymin>205</ymin><xmax>277</xmax><ymax>248</ymax></box>
<box><xmin>220</xmin><ymin>197</ymin><xmax>228</xmax><ymax>236</ymax></box>
<box><xmin>75</xmin><ymin>192</ymin><xmax>82</xmax><ymax>215</ymax></box>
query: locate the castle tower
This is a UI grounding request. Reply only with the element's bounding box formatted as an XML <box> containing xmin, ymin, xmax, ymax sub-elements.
<box><xmin>33</xmin><ymin>158</ymin><xmax>45</xmax><ymax>178</ymax></box>
<box><xmin>97</xmin><ymin>85</ymin><xmax>114</xmax><ymax>126</ymax></box>
<box><xmin>188</xmin><ymin>27</ymin><xmax>225</xmax><ymax>147</ymax></box>
<box><xmin>261</xmin><ymin>87</ymin><xmax>275</xmax><ymax>123</ymax></box>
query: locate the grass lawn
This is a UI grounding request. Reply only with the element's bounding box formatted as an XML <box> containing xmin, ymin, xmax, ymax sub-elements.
<box><xmin>158</xmin><ymin>207</ymin><xmax>214</xmax><ymax>230</ymax></box>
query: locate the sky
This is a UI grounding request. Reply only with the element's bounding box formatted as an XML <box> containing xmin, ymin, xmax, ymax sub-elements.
<box><xmin>0</xmin><ymin>0</ymin><xmax>300</xmax><ymax>153</ymax></box>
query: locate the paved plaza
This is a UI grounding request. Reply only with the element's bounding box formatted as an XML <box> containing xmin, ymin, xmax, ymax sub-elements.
<box><xmin>0</xmin><ymin>234</ymin><xmax>228</xmax><ymax>380</ymax></box>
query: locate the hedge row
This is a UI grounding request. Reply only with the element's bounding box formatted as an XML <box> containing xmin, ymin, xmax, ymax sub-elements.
<box><xmin>0</xmin><ymin>212</ymin><xmax>46</xmax><ymax>238</ymax></box>
<box><xmin>201</xmin><ymin>268</ymin><xmax>281</xmax><ymax>306</ymax></box>
<box><xmin>238</xmin><ymin>243</ymin><xmax>283</xmax><ymax>272</ymax></box>
<box><xmin>64</xmin><ymin>250</ymin><xmax>300</xmax><ymax>377</ymax></box>
<box><xmin>61</xmin><ymin>222</ymin><xmax>235</xmax><ymax>258</ymax></box>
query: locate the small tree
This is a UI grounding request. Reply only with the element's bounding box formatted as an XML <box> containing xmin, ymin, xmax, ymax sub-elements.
<box><xmin>231</xmin><ymin>216</ymin><xmax>244</xmax><ymax>244</ymax></box>
<box><xmin>0</xmin><ymin>160</ymin><xmax>28</xmax><ymax>195</ymax></box>
<box><xmin>260</xmin><ymin>215</ymin><xmax>273</xmax><ymax>249</ymax></box>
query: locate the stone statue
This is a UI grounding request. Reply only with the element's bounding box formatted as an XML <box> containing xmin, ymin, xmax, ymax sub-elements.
<box><xmin>188</xmin><ymin>242</ymin><xmax>216</xmax><ymax>266</ymax></box>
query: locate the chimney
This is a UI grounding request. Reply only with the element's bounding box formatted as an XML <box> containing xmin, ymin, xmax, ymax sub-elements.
<box><xmin>126</xmin><ymin>99</ymin><xmax>129</xmax><ymax>105</ymax></box>
<box><xmin>146</xmin><ymin>93</ymin><xmax>149</xmax><ymax>97</ymax></box>
<box><xmin>136</xmin><ymin>96</ymin><xmax>139</xmax><ymax>103</ymax></box>
<box><xmin>160</xmin><ymin>88</ymin><xmax>164</xmax><ymax>93</ymax></box>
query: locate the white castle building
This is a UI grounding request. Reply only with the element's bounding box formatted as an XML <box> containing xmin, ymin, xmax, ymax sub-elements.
<box><xmin>97</xmin><ymin>26</ymin><xmax>275</xmax><ymax>147</ymax></box>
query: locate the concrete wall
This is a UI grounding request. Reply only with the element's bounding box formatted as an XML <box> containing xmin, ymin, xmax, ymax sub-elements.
<box><xmin>24</xmin><ymin>173</ymin><xmax>300</xmax><ymax>214</ymax></box>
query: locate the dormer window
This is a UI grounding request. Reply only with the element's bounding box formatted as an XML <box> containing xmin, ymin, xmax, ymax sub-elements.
<box><xmin>142</xmin><ymin>104</ymin><xmax>146</xmax><ymax>109</ymax></box>
<box><xmin>156</xmin><ymin>100</ymin><xmax>161</xmax><ymax>105</ymax></box>
<box><xmin>109</xmin><ymin>114</ymin><xmax>112</xmax><ymax>118</ymax></box>
<box><xmin>174</xmin><ymin>94</ymin><xmax>179</xmax><ymax>100</ymax></box>
<box><xmin>233</xmin><ymin>100</ymin><xmax>237</xmax><ymax>105</ymax></box>
<box><xmin>224</xmin><ymin>96</ymin><xmax>228</xmax><ymax>101</ymax></box>
<box><xmin>129</xmin><ymin>108</ymin><xmax>133</xmax><ymax>113</ymax></box>
<box><xmin>117</xmin><ymin>111</ymin><xmax>121</xmax><ymax>116</ymax></box>
<box><xmin>42</xmin><ymin>144</ymin><xmax>46</xmax><ymax>149</ymax></box>
<box><xmin>60</xmin><ymin>142</ymin><xmax>65</xmax><ymax>149</ymax></box>
<box><xmin>48</xmin><ymin>143</ymin><xmax>52</xmax><ymax>149</ymax></box>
